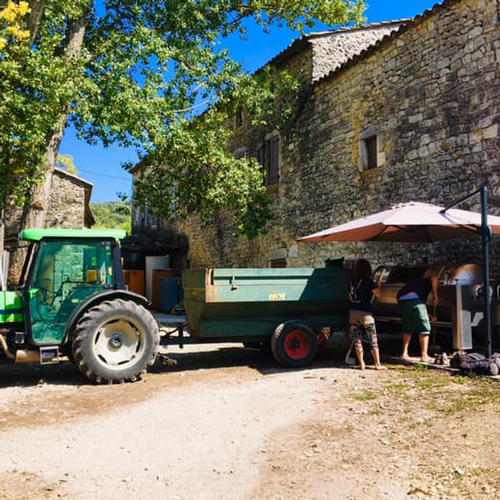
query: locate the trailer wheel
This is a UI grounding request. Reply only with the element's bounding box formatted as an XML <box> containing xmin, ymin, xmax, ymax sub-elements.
<box><xmin>271</xmin><ymin>321</ymin><xmax>317</xmax><ymax>367</ymax></box>
<box><xmin>72</xmin><ymin>299</ymin><xmax>159</xmax><ymax>384</ymax></box>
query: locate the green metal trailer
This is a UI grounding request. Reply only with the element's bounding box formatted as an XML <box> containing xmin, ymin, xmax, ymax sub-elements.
<box><xmin>162</xmin><ymin>267</ymin><xmax>350</xmax><ymax>367</ymax></box>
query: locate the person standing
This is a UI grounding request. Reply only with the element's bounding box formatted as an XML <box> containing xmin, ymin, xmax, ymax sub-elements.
<box><xmin>348</xmin><ymin>259</ymin><xmax>385</xmax><ymax>370</ymax></box>
<box><xmin>397</xmin><ymin>275</ymin><xmax>438</xmax><ymax>362</ymax></box>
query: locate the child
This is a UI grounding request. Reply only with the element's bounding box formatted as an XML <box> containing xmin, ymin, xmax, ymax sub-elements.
<box><xmin>348</xmin><ymin>259</ymin><xmax>386</xmax><ymax>370</ymax></box>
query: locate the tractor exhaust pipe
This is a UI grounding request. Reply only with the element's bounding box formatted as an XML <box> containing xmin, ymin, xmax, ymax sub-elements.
<box><xmin>0</xmin><ymin>334</ymin><xmax>15</xmax><ymax>360</ymax></box>
<box><xmin>0</xmin><ymin>334</ymin><xmax>40</xmax><ymax>363</ymax></box>
<box><xmin>14</xmin><ymin>350</ymin><xmax>41</xmax><ymax>363</ymax></box>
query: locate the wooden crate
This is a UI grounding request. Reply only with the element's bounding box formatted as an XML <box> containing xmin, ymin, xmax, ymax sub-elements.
<box><xmin>123</xmin><ymin>270</ymin><xmax>145</xmax><ymax>296</ymax></box>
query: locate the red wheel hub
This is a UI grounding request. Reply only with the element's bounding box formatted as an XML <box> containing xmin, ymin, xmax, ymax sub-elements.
<box><xmin>284</xmin><ymin>330</ymin><xmax>311</xmax><ymax>360</ymax></box>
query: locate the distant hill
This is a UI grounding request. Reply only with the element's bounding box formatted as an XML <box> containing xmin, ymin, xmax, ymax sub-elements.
<box><xmin>91</xmin><ymin>201</ymin><xmax>131</xmax><ymax>234</ymax></box>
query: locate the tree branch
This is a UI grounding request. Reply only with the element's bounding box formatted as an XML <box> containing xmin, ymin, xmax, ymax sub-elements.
<box><xmin>28</xmin><ymin>0</ymin><xmax>45</xmax><ymax>45</ymax></box>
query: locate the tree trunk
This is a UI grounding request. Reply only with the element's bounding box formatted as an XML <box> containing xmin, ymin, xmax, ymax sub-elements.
<box><xmin>8</xmin><ymin>169</ymin><xmax>53</xmax><ymax>284</ymax></box>
<box><xmin>8</xmin><ymin>14</ymin><xmax>88</xmax><ymax>284</ymax></box>
<box><xmin>0</xmin><ymin>209</ymin><xmax>4</xmax><ymax>290</ymax></box>
<box><xmin>28</xmin><ymin>0</ymin><xmax>45</xmax><ymax>45</ymax></box>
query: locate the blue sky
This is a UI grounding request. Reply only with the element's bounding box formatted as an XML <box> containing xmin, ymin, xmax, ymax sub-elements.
<box><xmin>59</xmin><ymin>0</ymin><xmax>440</xmax><ymax>203</ymax></box>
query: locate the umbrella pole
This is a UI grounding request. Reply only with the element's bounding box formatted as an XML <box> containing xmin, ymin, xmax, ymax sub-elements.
<box><xmin>480</xmin><ymin>187</ymin><xmax>493</xmax><ymax>360</ymax></box>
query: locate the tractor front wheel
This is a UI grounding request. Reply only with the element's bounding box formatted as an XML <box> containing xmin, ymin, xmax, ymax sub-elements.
<box><xmin>72</xmin><ymin>299</ymin><xmax>159</xmax><ymax>384</ymax></box>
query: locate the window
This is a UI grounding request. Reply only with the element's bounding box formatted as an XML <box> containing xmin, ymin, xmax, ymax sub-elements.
<box><xmin>234</xmin><ymin>147</ymin><xmax>247</xmax><ymax>160</ymax></box>
<box><xmin>139</xmin><ymin>204</ymin><xmax>149</xmax><ymax>229</ymax></box>
<box><xmin>235</xmin><ymin>108</ymin><xmax>244</xmax><ymax>128</ymax></box>
<box><xmin>268</xmin><ymin>248</ymin><xmax>287</xmax><ymax>268</ymax></box>
<box><xmin>365</xmin><ymin>136</ymin><xmax>378</xmax><ymax>169</ymax></box>
<box><xmin>257</xmin><ymin>134</ymin><xmax>280</xmax><ymax>186</ymax></box>
<box><xmin>29</xmin><ymin>240</ymin><xmax>114</xmax><ymax>344</ymax></box>
<box><xmin>270</xmin><ymin>258</ymin><xmax>287</xmax><ymax>268</ymax></box>
<box><xmin>359</xmin><ymin>127</ymin><xmax>385</xmax><ymax>172</ymax></box>
<box><xmin>169</xmin><ymin>183</ymin><xmax>178</xmax><ymax>220</ymax></box>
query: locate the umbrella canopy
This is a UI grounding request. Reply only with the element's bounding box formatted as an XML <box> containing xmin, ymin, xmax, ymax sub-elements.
<box><xmin>298</xmin><ymin>202</ymin><xmax>500</xmax><ymax>243</ymax></box>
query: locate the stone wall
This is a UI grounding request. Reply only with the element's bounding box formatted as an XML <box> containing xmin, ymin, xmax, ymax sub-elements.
<box><xmin>139</xmin><ymin>0</ymin><xmax>500</xmax><ymax>273</ymax></box>
<box><xmin>44</xmin><ymin>169</ymin><xmax>89</xmax><ymax>229</ymax></box>
<box><xmin>4</xmin><ymin>169</ymin><xmax>93</xmax><ymax>252</ymax></box>
<box><xmin>289</xmin><ymin>0</ymin><xmax>500</xmax><ymax>271</ymax></box>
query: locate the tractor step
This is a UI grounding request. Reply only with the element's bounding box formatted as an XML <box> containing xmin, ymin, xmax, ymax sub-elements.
<box><xmin>39</xmin><ymin>346</ymin><xmax>59</xmax><ymax>365</ymax></box>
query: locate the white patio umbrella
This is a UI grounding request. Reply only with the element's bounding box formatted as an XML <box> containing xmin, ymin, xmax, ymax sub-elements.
<box><xmin>298</xmin><ymin>189</ymin><xmax>498</xmax><ymax>359</ymax></box>
<box><xmin>298</xmin><ymin>202</ymin><xmax>500</xmax><ymax>243</ymax></box>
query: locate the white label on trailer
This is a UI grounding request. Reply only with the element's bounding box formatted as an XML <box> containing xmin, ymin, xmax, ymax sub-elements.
<box><xmin>269</xmin><ymin>293</ymin><xmax>286</xmax><ymax>301</ymax></box>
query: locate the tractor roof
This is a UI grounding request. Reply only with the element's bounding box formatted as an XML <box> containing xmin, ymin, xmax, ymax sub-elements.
<box><xmin>19</xmin><ymin>228</ymin><xmax>127</xmax><ymax>241</ymax></box>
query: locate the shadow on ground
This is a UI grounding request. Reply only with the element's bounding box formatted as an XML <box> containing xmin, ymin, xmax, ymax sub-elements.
<box><xmin>0</xmin><ymin>331</ymin><xmax>444</xmax><ymax>388</ymax></box>
<box><xmin>0</xmin><ymin>361</ymin><xmax>88</xmax><ymax>388</ymax></box>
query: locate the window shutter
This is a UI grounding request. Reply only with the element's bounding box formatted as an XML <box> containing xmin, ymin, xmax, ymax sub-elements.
<box><xmin>256</xmin><ymin>144</ymin><xmax>266</xmax><ymax>185</ymax></box>
<box><xmin>256</xmin><ymin>144</ymin><xmax>265</xmax><ymax>166</ymax></box>
<box><xmin>268</xmin><ymin>135</ymin><xmax>279</xmax><ymax>185</ymax></box>
<box><xmin>234</xmin><ymin>149</ymin><xmax>246</xmax><ymax>160</ymax></box>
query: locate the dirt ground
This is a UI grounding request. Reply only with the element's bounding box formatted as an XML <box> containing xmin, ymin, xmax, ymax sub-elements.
<box><xmin>0</xmin><ymin>343</ymin><xmax>499</xmax><ymax>500</ymax></box>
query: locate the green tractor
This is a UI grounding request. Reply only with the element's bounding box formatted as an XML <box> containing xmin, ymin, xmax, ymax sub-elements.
<box><xmin>0</xmin><ymin>229</ymin><xmax>159</xmax><ymax>384</ymax></box>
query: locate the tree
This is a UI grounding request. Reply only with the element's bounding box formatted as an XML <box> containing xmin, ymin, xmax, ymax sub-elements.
<box><xmin>56</xmin><ymin>154</ymin><xmax>78</xmax><ymax>174</ymax></box>
<box><xmin>0</xmin><ymin>0</ymin><xmax>365</xmax><ymax>250</ymax></box>
<box><xmin>91</xmin><ymin>200</ymin><xmax>131</xmax><ymax>234</ymax></box>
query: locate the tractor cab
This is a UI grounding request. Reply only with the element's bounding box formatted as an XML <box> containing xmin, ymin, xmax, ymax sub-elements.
<box><xmin>19</xmin><ymin>229</ymin><xmax>126</xmax><ymax>345</ymax></box>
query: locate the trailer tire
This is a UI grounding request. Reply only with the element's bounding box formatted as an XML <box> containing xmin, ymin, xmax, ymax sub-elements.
<box><xmin>72</xmin><ymin>299</ymin><xmax>159</xmax><ymax>384</ymax></box>
<box><xmin>271</xmin><ymin>321</ymin><xmax>317</xmax><ymax>367</ymax></box>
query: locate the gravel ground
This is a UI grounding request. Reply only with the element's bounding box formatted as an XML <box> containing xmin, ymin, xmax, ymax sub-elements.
<box><xmin>0</xmin><ymin>343</ymin><xmax>499</xmax><ymax>500</ymax></box>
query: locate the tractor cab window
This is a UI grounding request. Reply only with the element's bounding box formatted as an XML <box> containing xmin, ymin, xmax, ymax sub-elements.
<box><xmin>28</xmin><ymin>239</ymin><xmax>114</xmax><ymax>344</ymax></box>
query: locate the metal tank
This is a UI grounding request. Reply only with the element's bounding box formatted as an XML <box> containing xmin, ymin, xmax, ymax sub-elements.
<box><xmin>371</xmin><ymin>264</ymin><xmax>493</xmax><ymax>350</ymax></box>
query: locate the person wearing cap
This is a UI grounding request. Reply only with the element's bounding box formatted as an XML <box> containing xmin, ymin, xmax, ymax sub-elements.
<box><xmin>397</xmin><ymin>276</ymin><xmax>438</xmax><ymax>362</ymax></box>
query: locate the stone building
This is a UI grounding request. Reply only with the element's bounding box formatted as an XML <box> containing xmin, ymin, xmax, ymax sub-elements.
<box><xmin>44</xmin><ymin>169</ymin><xmax>95</xmax><ymax>230</ymax></box>
<box><xmin>133</xmin><ymin>0</ymin><xmax>500</xmax><ymax>272</ymax></box>
<box><xmin>4</xmin><ymin>168</ymin><xmax>94</xmax><ymax>267</ymax></box>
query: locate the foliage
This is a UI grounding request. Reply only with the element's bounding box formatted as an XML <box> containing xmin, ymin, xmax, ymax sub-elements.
<box><xmin>0</xmin><ymin>0</ymin><xmax>43</xmax><ymax>206</ymax></box>
<box><xmin>0</xmin><ymin>0</ymin><xmax>366</xmax><ymax>234</ymax></box>
<box><xmin>0</xmin><ymin>1</ymin><xmax>30</xmax><ymax>49</ymax></box>
<box><xmin>91</xmin><ymin>200</ymin><xmax>131</xmax><ymax>234</ymax></box>
<box><xmin>56</xmin><ymin>154</ymin><xmax>78</xmax><ymax>174</ymax></box>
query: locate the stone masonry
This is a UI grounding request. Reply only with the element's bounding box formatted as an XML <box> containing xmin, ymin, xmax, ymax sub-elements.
<box><xmin>135</xmin><ymin>0</ymin><xmax>500</xmax><ymax>273</ymax></box>
<box><xmin>45</xmin><ymin>169</ymin><xmax>94</xmax><ymax>230</ymax></box>
<box><xmin>4</xmin><ymin>169</ymin><xmax>94</xmax><ymax>254</ymax></box>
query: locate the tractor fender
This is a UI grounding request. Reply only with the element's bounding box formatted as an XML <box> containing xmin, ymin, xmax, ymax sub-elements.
<box><xmin>63</xmin><ymin>290</ymin><xmax>151</xmax><ymax>344</ymax></box>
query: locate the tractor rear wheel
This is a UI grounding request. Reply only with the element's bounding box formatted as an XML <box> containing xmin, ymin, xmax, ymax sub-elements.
<box><xmin>271</xmin><ymin>321</ymin><xmax>317</xmax><ymax>368</ymax></box>
<box><xmin>72</xmin><ymin>299</ymin><xmax>159</xmax><ymax>384</ymax></box>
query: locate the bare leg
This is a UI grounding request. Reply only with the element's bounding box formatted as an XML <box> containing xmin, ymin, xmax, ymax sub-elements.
<box><xmin>402</xmin><ymin>333</ymin><xmax>412</xmax><ymax>359</ymax></box>
<box><xmin>355</xmin><ymin>340</ymin><xmax>365</xmax><ymax>370</ymax></box>
<box><xmin>371</xmin><ymin>348</ymin><xmax>387</xmax><ymax>370</ymax></box>
<box><xmin>419</xmin><ymin>334</ymin><xmax>431</xmax><ymax>362</ymax></box>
